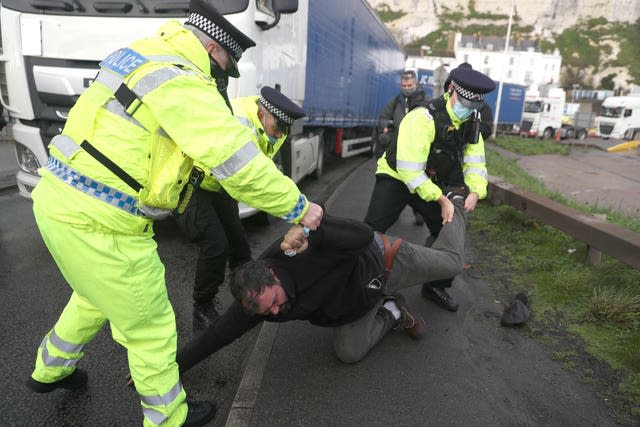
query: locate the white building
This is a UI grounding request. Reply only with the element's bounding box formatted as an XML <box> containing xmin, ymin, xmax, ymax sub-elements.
<box><xmin>407</xmin><ymin>33</ymin><xmax>562</xmax><ymax>89</ymax></box>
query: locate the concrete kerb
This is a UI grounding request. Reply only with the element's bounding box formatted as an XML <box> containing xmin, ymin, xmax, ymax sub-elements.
<box><xmin>224</xmin><ymin>160</ymin><xmax>367</xmax><ymax>426</ymax></box>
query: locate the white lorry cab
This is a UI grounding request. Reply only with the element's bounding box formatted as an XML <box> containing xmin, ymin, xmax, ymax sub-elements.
<box><xmin>520</xmin><ymin>87</ymin><xmax>565</xmax><ymax>139</ymax></box>
<box><xmin>597</xmin><ymin>95</ymin><xmax>640</xmax><ymax>140</ymax></box>
<box><xmin>0</xmin><ymin>0</ymin><xmax>404</xmax><ymax>219</ymax></box>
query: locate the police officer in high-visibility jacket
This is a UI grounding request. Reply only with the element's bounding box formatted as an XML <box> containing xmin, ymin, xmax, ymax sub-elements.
<box><xmin>24</xmin><ymin>1</ymin><xmax>322</xmax><ymax>426</ymax></box>
<box><xmin>364</xmin><ymin>67</ymin><xmax>495</xmax><ymax>313</ymax></box>
<box><xmin>177</xmin><ymin>86</ymin><xmax>305</xmax><ymax>330</ymax></box>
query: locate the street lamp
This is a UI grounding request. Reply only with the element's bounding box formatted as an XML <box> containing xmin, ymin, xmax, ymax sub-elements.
<box><xmin>492</xmin><ymin>0</ymin><xmax>515</xmax><ymax>138</ymax></box>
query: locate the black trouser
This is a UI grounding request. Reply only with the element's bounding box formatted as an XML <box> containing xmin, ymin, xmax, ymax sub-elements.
<box><xmin>364</xmin><ymin>174</ymin><xmax>454</xmax><ymax>289</ymax></box>
<box><xmin>176</xmin><ymin>188</ymin><xmax>252</xmax><ymax>304</ymax></box>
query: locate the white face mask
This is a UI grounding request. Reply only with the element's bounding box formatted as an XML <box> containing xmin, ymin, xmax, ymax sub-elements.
<box><xmin>452</xmin><ymin>102</ymin><xmax>474</xmax><ymax>120</ymax></box>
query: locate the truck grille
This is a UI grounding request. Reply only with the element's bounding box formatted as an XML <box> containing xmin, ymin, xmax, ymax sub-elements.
<box><xmin>599</xmin><ymin>124</ymin><xmax>613</xmax><ymax>135</ymax></box>
<box><xmin>520</xmin><ymin>120</ymin><xmax>532</xmax><ymax>132</ymax></box>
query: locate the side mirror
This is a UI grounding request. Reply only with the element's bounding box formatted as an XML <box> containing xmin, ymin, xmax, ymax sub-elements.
<box><xmin>273</xmin><ymin>0</ymin><xmax>298</xmax><ymax>14</ymax></box>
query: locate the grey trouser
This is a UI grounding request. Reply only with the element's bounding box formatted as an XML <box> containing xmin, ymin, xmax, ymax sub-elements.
<box><xmin>333</xmin><ymin>204</ymin><xmax>466</xmax><ymax>363</ymax></box>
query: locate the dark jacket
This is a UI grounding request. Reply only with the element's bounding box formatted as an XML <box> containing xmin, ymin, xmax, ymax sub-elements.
<box><xmin>378</xmin><ymin>89</ymin><xmax>428</xmax><ymax>134</ymax></box>
<box><xmin>177</xmin><ymin>215</ymin><xmax>386</xmax><ymax>373</ymax></box>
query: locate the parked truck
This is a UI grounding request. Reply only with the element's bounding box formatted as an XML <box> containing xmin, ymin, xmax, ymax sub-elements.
<box><xmin>0</xmin><ymin>0</ymin><xmax>404</xmax><ymax>211</ymax></box>
<box><xmin>596</xmin><ymin>95</ymin><xmax>640</xmax><ymax>140</ymax></box>
<box><xmin>520</xmin><ymin>87</ymin><xmax>565</xmax><ymax>139</ymax></box>
<box><xmin>483</xmin><ymin>81</ymin><xmax>526</xmax><ymax>134</ymax></box>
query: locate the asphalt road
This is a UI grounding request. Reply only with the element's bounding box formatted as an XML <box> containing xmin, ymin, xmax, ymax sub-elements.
<box><xmin>0</xmin><ymin>153</ymin><xmax>368</xmax><ymax>426</ymax></box>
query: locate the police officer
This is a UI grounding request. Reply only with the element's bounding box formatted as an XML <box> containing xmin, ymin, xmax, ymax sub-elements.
<box><xmin>178</xmin><ymin>86</ymin><xmax>305</xmax><ymax>330</ymax></box>
<box><xmin>444</xmin><ymin>62</ymin><xmax>494</xmax><ymax>141</ymax></box>
<box><xmin>364</xmin><ymin>67</ymin><xmax>495</xmax><ymax>312</ymax></box>
<box><xmin>25</xmin><ymin>1</ymin><xmax>322</xmax><ymax>426</ymax></box>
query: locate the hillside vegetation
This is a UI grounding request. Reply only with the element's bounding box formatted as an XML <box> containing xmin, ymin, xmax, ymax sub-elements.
<box><xmin>374</xmin><ymin>2</ymin><xmax>640</xmax><ymax>89</ymax></box>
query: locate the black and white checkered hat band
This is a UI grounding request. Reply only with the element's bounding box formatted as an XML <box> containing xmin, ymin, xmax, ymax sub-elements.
<box><xmin>188</xmin><ymin>12</ymin><xmax>243</xmax><ymax>61</ymax></box>
<box><xmin>260</xmin><ymin>97</ymin><xmax>294</xmax><ymax>125</ymax></box>
<box><xmin>452</xmin><ymin>80</ymin><xmax>483</xmax><ymax>101</ymax></box>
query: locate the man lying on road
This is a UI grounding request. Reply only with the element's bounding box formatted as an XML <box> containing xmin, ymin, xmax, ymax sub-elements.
<box><xmin>176</xmin><ymin>192</ymin><xmax>467</xmax><ymax>370</ymax></box>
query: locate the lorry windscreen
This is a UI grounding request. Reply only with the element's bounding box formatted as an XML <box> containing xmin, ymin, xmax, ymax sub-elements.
<box><xmin>600</xmin><ymin>106</ymin><xmax>623</xmax><ymax>118</ymax></box>
<box><xmin>524</xmin><ymin>101</ymin><xmax>542</xmax><ymax>113</ymax></box>
<box><xmin>1</xmin><ymin>0</ymin><xmax>248</xmax><ymax>17</ymax></box>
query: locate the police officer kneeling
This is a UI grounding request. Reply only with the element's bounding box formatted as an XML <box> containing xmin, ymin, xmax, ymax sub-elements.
<box><xmin>364</xmin><ymin>67</ymin><xmax>495</xmax><ymax>312</ymax></box>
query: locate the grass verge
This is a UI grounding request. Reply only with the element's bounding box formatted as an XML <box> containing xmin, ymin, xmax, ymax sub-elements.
<box><xmin>468</xmin><ymin>140</ymin><xmax>640</xmax><ymax>422</ymax></box>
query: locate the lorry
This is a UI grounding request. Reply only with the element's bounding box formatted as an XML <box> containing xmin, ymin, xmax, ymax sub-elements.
<box><xmin>596</xmin><ymin>95</ymin><xmax>640</xmax><ymax>140</ymax></box>
<box><xmin>0</xmin><ymin>0</ymin><xmax>404</xmax><ymax>218</ymax></box>
<box><xmin>482</xmin><ymin>81</ymin><xmax>526</xmax><ymax>134</ymax></box>
<box><xmin>519</xmin><ymin>87</ymin><xmax>565</xmax><ymax>139</ymax></box>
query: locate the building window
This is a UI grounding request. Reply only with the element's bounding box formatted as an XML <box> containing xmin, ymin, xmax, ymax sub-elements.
<box><xmin>509</xmin><ymin>57</ymin><xmax>514</xmax><ymax>65</ymax></box>
<box><xmin>525</xmin><ymin>71</ymin><xmax>532</xmax><ymax>83</ymax></box>
<box><xmin>463</xmin><ymin>54</ymin><xmax>468</xmax><ymax>63</ymax></box>
<box><xmin>507</xmin><ymin>70</ymin><xmax>512</xmax><ymax>78</ymax></box>
<box><xmin>484</xmin><ymin>55</ymin><xmax>489</xmax><ymax>64</ymax></box>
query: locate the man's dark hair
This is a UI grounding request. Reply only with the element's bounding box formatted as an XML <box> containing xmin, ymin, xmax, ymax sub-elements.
<box><xmin>230</xmin><ymin>260</ymin><xmax>274</xmax><ymax>310</ymax></box>
<box><xmin>401</xmin><ymin>70</ymin><xmax>417</xmax><ymax>81</ymax></box>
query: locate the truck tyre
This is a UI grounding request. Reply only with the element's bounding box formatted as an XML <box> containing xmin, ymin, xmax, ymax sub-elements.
<box><xmin>542</xmin><ymin>127</ymin><xmax>554</xmax><ymax>139</ymax></box>
<box><xmin>576</xmin><ymin>129</ymin><xmax>587</xmax><ymax>140</ymax></box>
<box><xmin>312</xmin><ymin>136</ymin><xmax>325</xmax><ymax>179</ymax></box>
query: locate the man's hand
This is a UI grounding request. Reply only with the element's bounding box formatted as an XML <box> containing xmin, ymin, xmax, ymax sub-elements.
<box><xmin>280</xmin><ymin>225</ymin><xmax>309</xmax><ymax>254</ymax></box>
<box><xmin>383</xmin><ymin>127</ymin><xmax>389</xmax><ymax>134</ymax></box>
<box><xmin>300</xmin><ymin>201</ymin><xmax>323</xmax><ymax>230</ymax></box>
<box><xmin>437</xmin><ymin>194</ymin><xmax>455</xmax><ymax>224</ymax></box>
<box><xmin>464</xmin><ymin>192</ymin><xmax>479</xmax><ymax>212</ymax></box>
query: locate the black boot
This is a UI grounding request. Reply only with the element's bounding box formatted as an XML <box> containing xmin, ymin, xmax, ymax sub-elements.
<box><xmin>421</xmin><ymin>283</ymin><xmax>459</xmax><ymax>312</ymax></box>
<box><xmin>193</xmin><ymin>299</ymin><xmax>221</xmax><ymax>331</ymax></box>
<box><xmin>183</xmin><ymin>400</ymin><xmax>217</xmax><ymax>427</ymax></box>
<box><xmin>26</xmin><ymin>368</ymin><xmax>88</xmax><ymax>393</ymax></box>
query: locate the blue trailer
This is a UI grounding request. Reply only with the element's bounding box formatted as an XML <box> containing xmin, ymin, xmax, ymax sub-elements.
<box><xmin>302</xmin><ymin>0</ymin><xmax>405</xmax><ymax>158</ymax></box>
<box><xmin>483</xmin><ymin>82</ymin><xmax>527</xmax><ymax>132</ymax></box>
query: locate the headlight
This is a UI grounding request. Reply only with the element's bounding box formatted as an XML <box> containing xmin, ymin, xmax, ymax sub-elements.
<box><xmin>15</xmin><ymin>143</ymin><xmax>41</xmax><ymax>175</ymax></box>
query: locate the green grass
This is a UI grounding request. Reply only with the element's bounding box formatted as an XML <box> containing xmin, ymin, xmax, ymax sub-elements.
<box><xmin>491</xmin><ymin>135</ymin><xmax>570</xmax><ymax>156</ymax></box>
<box><xmin>468</xmin><ymin>141</ymin><xmax>640</xmax><ymax>420</ymax></box>
<box><xmin>374</xmin><ymin>5</ymin><xmax>406</xmax><ymax>23</ymax></box>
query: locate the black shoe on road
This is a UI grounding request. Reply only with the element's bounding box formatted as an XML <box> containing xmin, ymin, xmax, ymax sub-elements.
<box><xmin>421</xmin><ymin>284</ymin><xmax>459</xmax><ymax>312</ymax></box>
<box><xmin>193</xmin><ymin>300</ymin><xmax>221</xmax><ymax>331</ymax></box>
<box><xmin>26</xmin><ymin>368</ymin><xmax>88</xmax><ymax>393</ymax></box>
<box><xmin>184</xmin><ymin>400</ymin><xmax>217</xmax><ymax>427</ymax></box>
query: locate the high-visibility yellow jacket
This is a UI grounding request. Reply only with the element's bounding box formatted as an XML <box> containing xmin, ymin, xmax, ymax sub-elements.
<box><xmin>198</xmin><ymin>95</ymin><xmax>287</xmax><ymax>192</ymax></box>
<box><xmin>37</xmin><ymin>20</ymin><xmax>307</xmax><ymax>234</ymax></box>
<box><xmin>376</xmin><ymin>94</ymin><xmax>488</xmax><ymax>202</ymax></box>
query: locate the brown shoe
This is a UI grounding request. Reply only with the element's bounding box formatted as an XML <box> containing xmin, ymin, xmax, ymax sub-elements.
<box><xmin>387</xmin><ymin>293</ymin><xmax>425</xmax><ymax>340</ymax></box>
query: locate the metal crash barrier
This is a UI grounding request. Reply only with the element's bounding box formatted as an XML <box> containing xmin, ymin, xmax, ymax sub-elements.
<box><xmin>487</xmin><ymin>177</ymin><xmax>640</xmax><ymax>269</ymax></box>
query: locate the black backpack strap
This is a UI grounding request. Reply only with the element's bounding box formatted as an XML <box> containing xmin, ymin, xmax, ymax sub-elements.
<box><xmin>80</xmin><ymin>140</ymin><xmax>143</xmax><ymax>193</ymax></box>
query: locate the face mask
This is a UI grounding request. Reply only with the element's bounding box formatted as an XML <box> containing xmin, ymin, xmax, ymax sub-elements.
<box><xmin>452</xmin><ymin>102</ymin><xmax>473</xmax><ymax>120</ymax></box>
<box><xmin>401</xmin><ymin>87</ymin><xmax>417</xmax><ymax>97</ymax></box>
<box><xmin>210</xmin><ymin>57</ymin><xmax>232</xmax><ymax>112</ymax></box>
<box><xmin>267</xmin><ymin>134</ymin><xmax>278</xmax><ymax>145</ymax></box>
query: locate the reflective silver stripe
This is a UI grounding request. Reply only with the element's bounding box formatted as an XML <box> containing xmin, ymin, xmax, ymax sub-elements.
<box><xmin>142</xmin><ymin>407</ymin><xmax>168</xmax><ymax>425</ymax></box>
<box><xmin>104</xmin><ymin>99</ymin><xmax>145</xmax><ymax>129</ymax></box>
<box><xmin>464</xmin><ymin>167</ymin><xmax>488</xmax><ymax>179</ymax></box>
<box><xmin>95</xmin><ymin>69</ymin><xmax>122</xmax><ymax>92</ymax></box>
<box><xmin>140</xmin><ymin>381</ymin><xmax>183</xmax><ymax>406</ymax></box>
<box><xmin>464</xmin><ymin>155</ymin><xmax>485</xmax><ymax>163</ymax></box>
<box><xmin>49</xmin><ymin>328</ymin><xmax>85</xmax><ymax>354</ymax></box>
<box><xmin>236</xmin><ymin>115</ymin><xmax>259</xmax><ymax>139</ymax></box>
<box><xmin>147</xmin><ymin>55</ymin><xmax>198</xmax><ymax>71</ymax></box>
<box><xmin>95</xmin><ymin>65</ymin><xmax>197</xmax><ymax>99</ymax></box>
<box><xmin>50</xmin><ymin>135</ymin><xmax>81</xmax><ymax>158</ymax></box>
<box><xmin>211</xmin><ymin>141</ymin><xmax>260</xmax><ymax>180</ymax></box>
<box><xmin>39</xmin><ymin>337</ymin><xmax>81</xmax><ymax>368</ymax></box>
<box><xmin>396</xmin><ymin>159</ymin><xmax>427</xmax><ymax>171</ymax></box>
<box><xmin>133</xmin><ymin>67</ymin><xmax>197</xmax><ymax>98</ymax></box>
<box><xmin>406</xmin><ymin>172</ymin><xmax>430</xmax><ymax>192</ymax></box>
